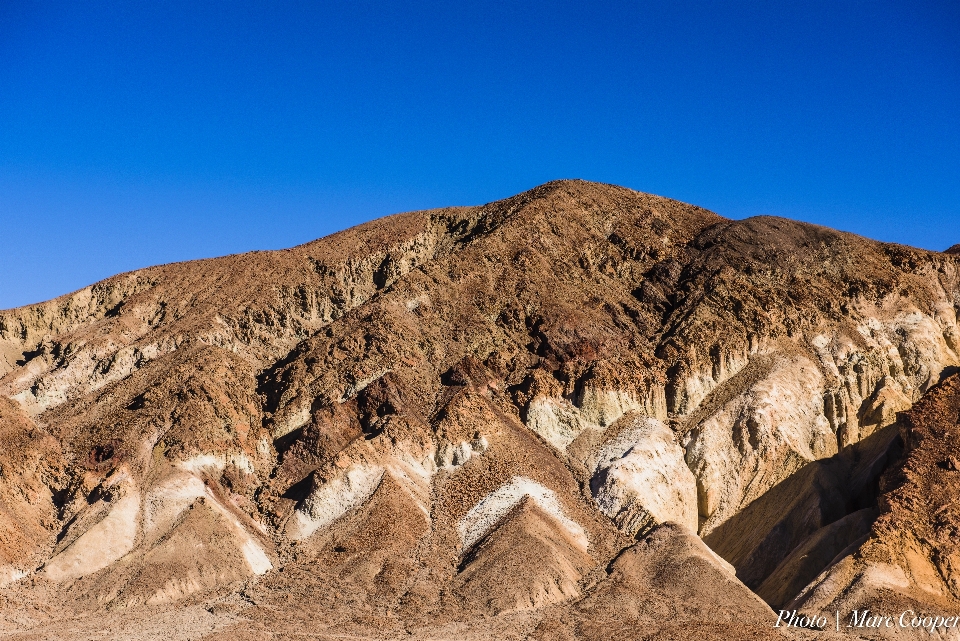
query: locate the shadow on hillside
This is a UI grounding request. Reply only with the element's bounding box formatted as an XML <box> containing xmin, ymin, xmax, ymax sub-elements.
<box><xmin>703</xmin><ymin>423</ymin><xmax>903</xmax><ymax>603</ymax></box>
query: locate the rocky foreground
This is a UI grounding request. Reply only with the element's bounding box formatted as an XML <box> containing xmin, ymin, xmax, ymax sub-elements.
<box><xmin>1</xmin><ymin>180</ymin><xmax>960</xmax><ymax>640</ymax></box>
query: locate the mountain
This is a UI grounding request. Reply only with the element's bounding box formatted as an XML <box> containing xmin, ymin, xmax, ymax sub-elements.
<box><xmin>1</xmin><ymin>179</ymin><xmax>959</xmax><ymax>640</ymax></box>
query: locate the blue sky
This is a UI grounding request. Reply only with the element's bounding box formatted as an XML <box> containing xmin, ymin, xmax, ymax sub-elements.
<box><xmin>1</xmin><ymin>1</ymin><xmax>958</xmax><ymax>309</ymax></box>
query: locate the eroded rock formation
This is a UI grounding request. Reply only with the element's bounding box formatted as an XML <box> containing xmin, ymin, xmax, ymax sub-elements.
<box><xmin>0</xmin><ymin>180</ymin><xmax>957</xmax><ymax>639</ymax></box>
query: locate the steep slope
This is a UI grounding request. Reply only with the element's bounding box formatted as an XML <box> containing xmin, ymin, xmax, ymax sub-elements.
<box><xmin>0</xmin><ymin>179</ymin><xmax>958</xmax><ymax>639</ymax></box>
<box><xmin>790</xmin><ymin>373</ymin><xmax>960</xmax><ymax>638</ymax></box>
<box><xmin>0</xmin><ymin>397</ymin><xmax>64</xmax><ymax>586</ymax></box>
<box><xmin>454</xmin><ymin>496</ymin><xmax>594</xmax><ymax>615</ymax></box>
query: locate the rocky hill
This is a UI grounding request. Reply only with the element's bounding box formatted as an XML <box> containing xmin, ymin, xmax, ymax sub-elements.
<box><xmin>1</xmin><ymin>180</ymin><xmax>959</xmax><ymax>640</ymax></box>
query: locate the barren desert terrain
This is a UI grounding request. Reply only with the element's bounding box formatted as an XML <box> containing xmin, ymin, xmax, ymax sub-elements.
<box><xmin>1</xmin><ymin>180</ymin><xmax>959</xmax><ymax>639</ymax></box>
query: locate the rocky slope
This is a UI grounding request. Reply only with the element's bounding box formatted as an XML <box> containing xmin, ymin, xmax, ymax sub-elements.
<box><xmin>789</xmin><ymin>373</ymin><xmax>960</xmax><ymax>638</ymax></box>
<box><xmin>0</xmin><ymin>180</ymin><xmax>958</xmax><ymax>639</ymax></box>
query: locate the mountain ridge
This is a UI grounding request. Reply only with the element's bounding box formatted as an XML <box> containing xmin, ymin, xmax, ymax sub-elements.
<box><xmin>0</xmin><ymin>179</ymin><xmax>958</xmax><ymax>640</ymax></box>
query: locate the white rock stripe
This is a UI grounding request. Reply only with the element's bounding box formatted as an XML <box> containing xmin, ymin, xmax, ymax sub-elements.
<box><xmin>457</xmin><ymin>476</ymin><xmax>588</xmax><ymax>550</ymax></box>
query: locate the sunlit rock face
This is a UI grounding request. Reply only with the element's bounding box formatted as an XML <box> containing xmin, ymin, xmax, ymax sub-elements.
<box><xmin>684</xmin><ymin>353</ymin><xmax>835</xmax><ymax>536</ymax></box>
<box><xmin>2</xmin><ymin>180</ymin><xmax>960</xmax><ymax>639</ymax></box>
<box><xmin>588</xmin><ymin>415</ymin><xmax>698</xmax><ymax>536</ymax></box>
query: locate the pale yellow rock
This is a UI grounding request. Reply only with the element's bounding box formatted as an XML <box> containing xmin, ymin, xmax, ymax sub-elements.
<box><xmin>525</xmin><ymin>389</ymin><xmax>645</xmax><ymax>450</ymax></box>
<box><xmin>43</xmin><ymin>488</ymin><xmax>141</xmax><ymax>582</ymax></box>
<box><xmin>589</xmin><ymin>415</ymin><xmax>698</xmax><ymax>535</ymax></box>
<box><xmin>685</xmin><ymin>353</ymin><xmax>835</xmax><ymax>536</ymax></box>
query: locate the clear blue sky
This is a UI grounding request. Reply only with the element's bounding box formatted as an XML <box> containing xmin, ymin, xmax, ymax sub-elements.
<box><xmin>1</xmin><ymin>1</ymin><xmax>958</xmax><ymax>309</ymax></box>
